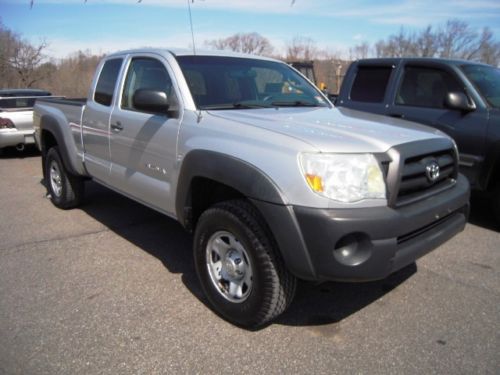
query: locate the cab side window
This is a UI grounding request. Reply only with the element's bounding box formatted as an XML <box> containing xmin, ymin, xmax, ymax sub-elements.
<box><xmin>396</xmin><ymin>66</ymin><xmax>464</xmax><ymax>109</ymax></box>
<box><xmin>94</xmin><ymin>58</ymin><xmax>123</xmax><ymax>106</ymax></box>
<box><xmin>121</xmin><ymin>57</ymin><xmax>179</xmax><ymax>114</ymax></box>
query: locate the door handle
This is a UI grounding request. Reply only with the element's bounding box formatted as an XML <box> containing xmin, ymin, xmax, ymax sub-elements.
<box><xmin>111</xmin><ymin>121</ymin><xmax>123</xmax><ymax>132</ymax></box>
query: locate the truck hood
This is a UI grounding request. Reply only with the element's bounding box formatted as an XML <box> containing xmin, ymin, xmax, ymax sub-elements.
<box><xmin>207</xmin><ymin>106</ymin><xmax>447</xmax><ymax>153</ymax></box>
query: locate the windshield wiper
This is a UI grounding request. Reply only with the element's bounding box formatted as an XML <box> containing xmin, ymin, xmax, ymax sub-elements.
<box><xmin>232</xmin><ymin>101</ymin><xmax>273</xmax><ymax>109</ymax></box>
<box><xmin>201</xmin><ymin>102</ymin><xmax>272</xmax><ymax>110</ymax></box>
<box><xmin>270</xmin><ymin>100</ymin><xmax>318</xmax><ymax>107</ymax></box>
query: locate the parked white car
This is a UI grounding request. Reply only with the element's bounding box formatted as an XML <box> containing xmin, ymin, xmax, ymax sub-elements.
<box><xmin>0</xmin><ymin>89</ymin><xmax>55</xmax><ymax>153</ymax></box>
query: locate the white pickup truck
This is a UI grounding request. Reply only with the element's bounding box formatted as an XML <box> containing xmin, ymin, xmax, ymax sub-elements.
<box><xmin>0</xmin><ymin>89</ymin><xmax>54</xmax><ymax>153</ymax></box>
<box><xmin>34</xmin><ymin>49</ymin><xmax>470</xmax><ymax>327</ymax></box>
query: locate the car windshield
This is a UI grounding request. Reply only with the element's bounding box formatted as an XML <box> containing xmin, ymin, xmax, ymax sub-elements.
<box><xmin>461</xmin><ymin>64</ymin><xmax>500</xmax><ymax>109</ymax></box>
<box><xmin>176</xmin><ymin>55</ymin><xmax>328</xmax><ymax>110</ymax></box>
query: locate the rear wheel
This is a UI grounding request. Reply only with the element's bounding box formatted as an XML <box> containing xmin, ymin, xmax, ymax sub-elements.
<box><xmin>45</xmin><ymin>147</ymin><xmax>84</xmax><ymax>209</ymax></box>
<box><xmin>193</xmin><ymin>200</ymin><xmax>296</xmax><ymax>328</ymax></box>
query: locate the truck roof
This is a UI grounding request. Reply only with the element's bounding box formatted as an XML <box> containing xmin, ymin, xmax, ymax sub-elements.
<box><xmin>357</xmin><ymin>57</ymin><xmax>491</xmax><ymax>66</ymax></box>
<box><xmin>354</xmin><ymin>57</ymin><xmax>492</xmax><ymax>67</ymax></box>
<box><xmin>105</xmin><ymin>48</ymin><xmax>280</xmax><ymax>63</ymax></box>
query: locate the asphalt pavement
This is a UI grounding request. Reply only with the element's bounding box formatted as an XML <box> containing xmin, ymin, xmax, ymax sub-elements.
<box><xmin>0</xmin><ymin>148</ymin><xmax>499</xmax><ymax>374</ymax></box>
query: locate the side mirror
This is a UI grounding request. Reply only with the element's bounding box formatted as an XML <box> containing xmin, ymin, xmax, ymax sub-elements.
<box><xmin>445</xmin><ymin>91</ymin><xmax>475</xmax><ymax>112</ymax></box>
<box><xmin>133</xmin><ymin>89</ymin><xmax>169</xmax><ymax>114</ymax></box>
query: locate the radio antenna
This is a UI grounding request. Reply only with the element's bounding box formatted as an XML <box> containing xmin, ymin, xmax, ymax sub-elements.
<box><xmin>187</xmin><ymin>0</ymin><xmax>197</xmax><ymax>55</ymax></box>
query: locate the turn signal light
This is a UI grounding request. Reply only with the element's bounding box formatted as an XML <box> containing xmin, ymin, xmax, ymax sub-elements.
<box><xmin>305</xmin><ymin>174</ymin><xmax>324</xmax><ymax>192</ymax></box>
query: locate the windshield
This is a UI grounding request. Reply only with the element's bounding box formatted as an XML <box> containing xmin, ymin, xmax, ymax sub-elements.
<box><xmin>461</xmin><ymin>64</ymin><xmax>500</xmax><ymax>109</ymax></box>
<box><xmin>176</xmin><ymin>55</ymin><xmax>329</xmax><ymax>110</ymax></box>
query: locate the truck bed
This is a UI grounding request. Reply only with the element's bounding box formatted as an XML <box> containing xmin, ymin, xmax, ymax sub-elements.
<box><xmin>33</xmin><ymin>97</ymin><xmax>88</xmax><ymax>174</ymax></box>
<box><xmin>35</xmin><ymin>98</ymin><xmax>86</xmax><ymax>127</ymax></box>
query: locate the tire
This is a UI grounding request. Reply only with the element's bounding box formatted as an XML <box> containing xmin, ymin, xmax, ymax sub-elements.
<box><xmin>193</xmin><ymin>199</ymin><xmax>296</xmax><ymax>328</ymax></box>
<box><xmin>45</xmin><ymin>146</ymin><xmax>84</xmax><ymax>209</ymax></box>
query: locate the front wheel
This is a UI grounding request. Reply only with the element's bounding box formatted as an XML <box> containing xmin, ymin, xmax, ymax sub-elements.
<box><xmin>193</xmin><ymin>200</ymin><xmax>296</xmax><ymax>328</ymax></box>
<box><xmin>45</xmin><ymin>146</ymin><xmax>84</xmax><ymax>209</ymax></box>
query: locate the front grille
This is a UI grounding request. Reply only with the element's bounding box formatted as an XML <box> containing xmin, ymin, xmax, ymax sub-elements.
<box><xmin>384</xmin><ymin>141</ymin><xmax>459</xmax><ymax>207</ymax></box>
<box><xmin>400</xmin><ymin>149</ymin><xmax>454</xmax><ymax>189</ymax></box>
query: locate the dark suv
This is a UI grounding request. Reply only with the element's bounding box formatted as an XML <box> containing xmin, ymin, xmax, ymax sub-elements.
<box><xmin>336</xmin><ymin>58</ymin><xmax>500</xmax><ymax>224</ymax></box>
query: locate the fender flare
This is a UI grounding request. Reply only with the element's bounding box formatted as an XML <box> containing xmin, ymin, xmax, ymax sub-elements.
<box><xmin>39</xmin><ymin>115</ymin><xmax>84</xmax><ymax>177</ymax></box>
<box><xmin>175</xmin><ymin>149</ymin><xmax>287</xmax><ymax>223</ymax></box>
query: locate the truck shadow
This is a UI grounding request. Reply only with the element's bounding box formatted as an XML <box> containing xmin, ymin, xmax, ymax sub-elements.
<box><xmin>0</xmin><ymin>145</ymin><xmax>40</xmax><ymax>159</ymax></box>
<box><xmin>275</xmin><ymin>265</ymin><xmax>416</xmax><ymax>327</ymax></box>
<box><xmin>80</xmin><ymin>181</ymin><xmax>416</xmax><ymax>329</ymax></box>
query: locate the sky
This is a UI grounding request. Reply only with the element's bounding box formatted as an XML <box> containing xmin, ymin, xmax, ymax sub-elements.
<box><xmin>1</xmin><ymin>0</ymin><xmax>500</xmax><ymax>59</ymax></box>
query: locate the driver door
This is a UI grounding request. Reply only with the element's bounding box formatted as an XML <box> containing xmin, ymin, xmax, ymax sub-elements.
<box><xmin>109</xmin><ymin>56</ymin><xmax>181</xmax><ymax>215</ymax></box>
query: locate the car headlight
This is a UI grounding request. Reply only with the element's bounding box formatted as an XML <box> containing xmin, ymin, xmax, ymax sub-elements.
<box><xmin>299</xmin><ymin>153</ymin><xmax>386</xmax><ymax>203</ymax></box>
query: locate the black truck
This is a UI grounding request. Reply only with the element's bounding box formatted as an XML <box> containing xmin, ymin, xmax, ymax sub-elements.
<box><xmin>336</xmin><ymin>58</ymin><xmax>500</xmax><ymax>224</ymax></box>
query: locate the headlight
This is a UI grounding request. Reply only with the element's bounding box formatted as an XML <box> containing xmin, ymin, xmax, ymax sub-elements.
<box><xmin>299</xmin><ymin>153</ymin><xmax>386</xmax><ymax>203</ymax></box>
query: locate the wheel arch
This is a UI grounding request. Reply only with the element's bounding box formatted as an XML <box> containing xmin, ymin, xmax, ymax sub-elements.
<box><xmin>39</xmin><ymin>115</ymin><xmax>86</xmax><ymax>177</ymax></box>
<box><xmin>175</xmin><ymin>150</ymin><xmax>287</xmax><ymax>230</ymax></box>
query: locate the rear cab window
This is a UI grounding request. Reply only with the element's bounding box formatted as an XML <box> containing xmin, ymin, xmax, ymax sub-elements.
<box><xmin>94</xmin><ymin>58</ymin><xmax>123</xmax><ymax>106</ymax></box>
<box><xmin>349</xmin><ymin>66</ymin><xmax>393</xmax><ymax>103</ymax></box>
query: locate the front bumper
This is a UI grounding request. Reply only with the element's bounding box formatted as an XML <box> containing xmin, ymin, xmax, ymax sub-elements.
<box><xmin>0</xmin><ymin>129</ymin><xmax>36</xmax><ymax>149</ymax></box>
<box><xmin>253</xmin><ymin>174</ymin><xmax>470</xmax><ymax>282</ymax></box>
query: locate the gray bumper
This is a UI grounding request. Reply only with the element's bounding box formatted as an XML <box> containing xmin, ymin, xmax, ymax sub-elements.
<box><xmin>252</xmin><ymin>174</ymin><xmax>470</xmax><ymax>282</ymax></box>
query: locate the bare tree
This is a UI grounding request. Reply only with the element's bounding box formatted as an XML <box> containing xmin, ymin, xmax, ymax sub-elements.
<box><xmin>9</xmin><ymin>39</ymin><xmax>49</xmax><ymax>87</ymax></box>
<box><xmin>286</xmin><ymin>36</ymin><xmax>318</xmax><ymax>61</ymax></box>
<box><xmin>455</xmin><ymin>27</ymin><xmax>500</xmax><ymax>65</ymax></box>
<box><xmin>205</xmin><ymin>32</ymin><xmax>274</xmax><ymax>56</ymax></box>
<box><xmin>349</xmin><ymin>42</ymin><xmax>370</xmax><ymax>60</ymax></box>
<box><xmin>0</xmin><ymin>21</ymin><xmax>22</xmax><ymax>88</ymax></box>
<box><xmin>379</xmin><ymin>28</ymin><xmax>418</xmax><ymax>57</ymax></box>
<box><xmin>0</xmin><ymin>21</ymin><xmax>101</xmax><ymax>94</ymax></box>
<box><xmin>437</xmin><ymin>19</ymin><xmax>478</xmax><ymax>59</ymax></box>
<box><xmin>474</xmin><ymin>27</ymin><xmax>500</xmax><ymax>66</ymax></box>
<box><xmin>373</xmin><ymin>40</ymin><xmax>386</xmax><ymax>58</ymax></box>
<box><xmin>371</xmin><ymin>19</ymin><xmax>500</xmax><ymax>65</ymax></box>
<box><xmin>51</xmin><ymin>51</ymin><xmax>102</xmax><ymax>96</ymax></box>
<box><xmin>415</xmin><ymin>26</ymin><xmax>439</xmax><ymax>57</ymax></box>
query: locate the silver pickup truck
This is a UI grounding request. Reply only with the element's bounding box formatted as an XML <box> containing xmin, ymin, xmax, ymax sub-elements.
<box><xmin>34</xmin><ymin>49</ymin><xmax>470</xmax><ymax>327</ymax></box>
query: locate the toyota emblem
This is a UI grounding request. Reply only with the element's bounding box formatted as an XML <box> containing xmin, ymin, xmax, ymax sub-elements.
<box><xmin>425</xmin><ymin>161</ymin><xmax>440</xmax><ymax>182</ymax></box>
